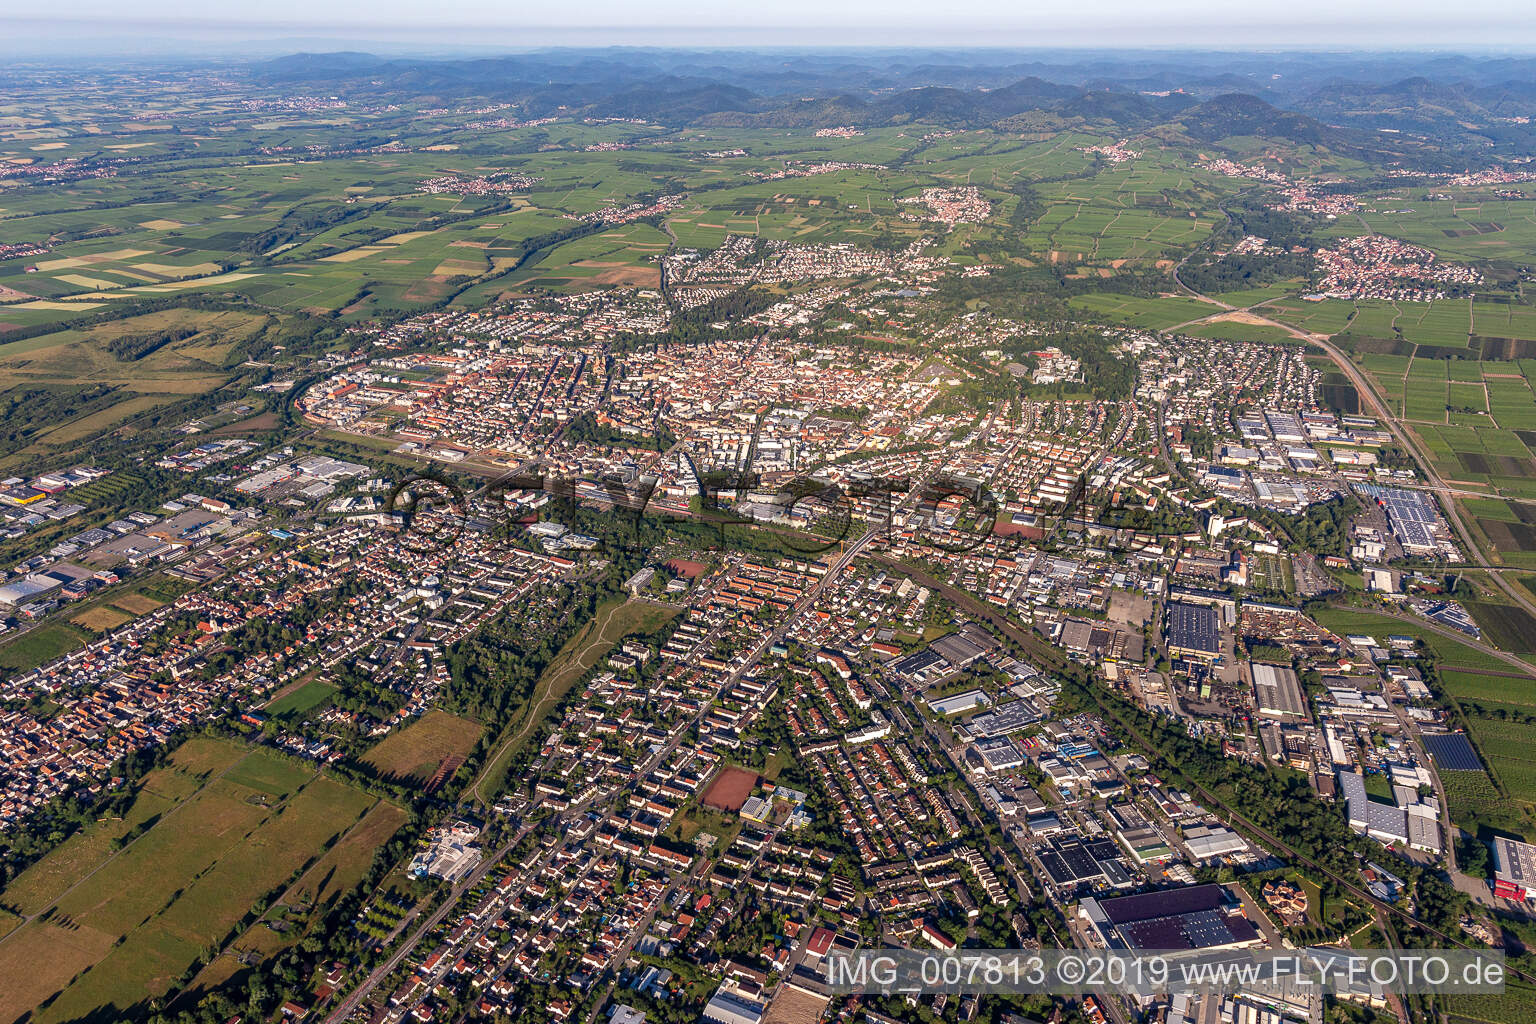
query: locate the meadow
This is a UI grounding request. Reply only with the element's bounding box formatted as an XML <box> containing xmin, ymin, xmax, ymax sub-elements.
<box><xmin>0</xmin><ymin>738</ymin><xmax>389</xmax><ymax>1024</ymax></box>
<box><xmin>0</xmin><ymin>622</ymin><xmax>89</xmax><ymax>672</ymax></box>
<box><xmin>358</xmin><ymin>709</ymin><xmax>484</xmax><ymax>785</ymax></box>
<box><xmin>181</xmin><ymin>799</ymin><xmax>407</xmax><ymax>1000</ymax></box>
<box><xmin>0</xmin><ymin>306</ymin><xmax>272</xmax><ymax>477</ymax></box>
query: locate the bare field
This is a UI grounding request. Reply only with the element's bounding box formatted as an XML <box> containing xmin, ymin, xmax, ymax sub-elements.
<box><xmin>701</xmin><ymin>766</ymin><xmax>760</xmax><ymax>813</ymax></box>
<box><xmin>360</xmin><ymin>710</ymin><xmax>484</xmax><ymax>783</ymax></box>
<box><xmin>69</xmin><ymin>605</ymin><xmax>134</xmax><ymax>632</ymax></box>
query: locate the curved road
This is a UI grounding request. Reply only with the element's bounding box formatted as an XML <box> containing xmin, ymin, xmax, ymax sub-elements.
<box><xmin>1165</xmin><ymin>260</ymin><xmax>1536</xmax><ymax>622</ymax></box>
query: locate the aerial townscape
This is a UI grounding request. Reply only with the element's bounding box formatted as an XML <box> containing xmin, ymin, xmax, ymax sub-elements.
<box><xmin>5</xmin><ymin>11</ymin><xmax>1536</xmax><ymax>1024</ymax></box>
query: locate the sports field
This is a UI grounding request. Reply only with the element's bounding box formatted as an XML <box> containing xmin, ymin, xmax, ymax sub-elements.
<box><xmin>701</xmin><ymin>766</ymin><xmax>760</xmax><ymax>813</ymax></box>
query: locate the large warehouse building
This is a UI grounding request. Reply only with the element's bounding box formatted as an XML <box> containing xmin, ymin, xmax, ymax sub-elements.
<box><xmin>1078</xmin><ymin>883</ymin><xmax>1261</xmax><ymax>952</ymax></box>
<box><xmin>1493</xmin><ymin>836</ymin><xmax>1536</xmax><ymax>903</ymax></box>
<box><xmin>1166</xmin><ymin>601</ymin><xmax>1221</xmax><ymax>662</ymax></box>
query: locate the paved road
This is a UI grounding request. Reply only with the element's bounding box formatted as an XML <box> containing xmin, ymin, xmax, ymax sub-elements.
<box><xmin>323</xmin><ymin>823</ymin><xmax>535</xmax><ymax>1024</ymax></box>
<box><xmin>326</xmin><ymin>515</ymin><xmax>891</xmax><ymax>1022</ymax></box>
<box><xmin>581</xmin><ymin>854</ymin><xmax>713</xmax><ymax>1024</ymax></box>
<box><xmin>1378</xmin><ymin>672</ymin><xmax>1496</xmax><ymax>909</ymax></box>
<box><xmin>1164</xmin><ymin>262</ymin><xmax>1536</xmax><ymax>622</ymax></box>
<box><xmin>1330</xmin><ymin>602</ymin><xmax>1536</xmax><ymax>679</ymax></box>
<box><xmin>1304</xmin><ymin>331</ymin><xmax>1536</xmax><ymax>618</ymax></box>
<box><xmin>468</xmin><ymin>598</ymin><xmax>634</xmax><ymax>807</ymax></box>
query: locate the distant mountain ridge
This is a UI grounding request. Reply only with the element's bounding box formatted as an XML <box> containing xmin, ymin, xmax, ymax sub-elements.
<box><xmin>248</xmin><ymin>49</ymin><xmax>1525</xmax><ymax>165</ymax></box>
<box><xmin>1291</xmin><ymin>75</ymin><xmax>1536</xmax><ymax>147</ymax></box>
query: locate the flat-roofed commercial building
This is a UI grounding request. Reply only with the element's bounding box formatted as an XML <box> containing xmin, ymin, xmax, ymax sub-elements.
<box><xmin>1493</xmin><ymin>836</ymin><xmax>1536</xmax><ymax>902</ymax></box>
<box><xmin>1167</xmin><ymin>602</ymin><xmax>1220</xmax><ymax>662</ymax></box>
<box><xmin>1079</xmin><ymin>883</ymin><xmax>1261</xmax><ymax>952</ymax></box>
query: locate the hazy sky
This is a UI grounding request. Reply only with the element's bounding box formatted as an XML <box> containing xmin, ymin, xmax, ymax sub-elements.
<box><xmin>4</xmin><ymin>0</ymin><xmax>1536</xmax><ymax>53</ymax></box>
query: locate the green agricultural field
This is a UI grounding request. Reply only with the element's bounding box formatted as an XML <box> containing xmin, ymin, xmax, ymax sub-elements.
<box><xmin>1487</xmin><ymin>376</ymin><xmax>1536</xmax><ymax>430</ymax></box>
<box><xmin>0</xmin><ymin>740</ymin><xmax>385</xmax><ymax>1024</ymax></box>
<box><xmin>1460</xmin><ymin>603</ymin><xmax>1536</xmax><ymax>654</ymax></box>
<box><xmin>1465</xmin><ymin>714</ymin><xmax>1536</xmax><ymax>804</ymax></box>
<box><xmin>1067</xmin><ymin>293</ymin><xmax>1222</xmax><ymax>330</ymax></box>
<box><xmin>1448</xmin><ymin>984</ymin><xmax>1536</xmax><ymax>1024</ymax></box>
<box><xmin>1260</xmin><ymin>298</ymin><xmax>1357</xmax><ymax>336</ymax></box>
<box><xmin>1439</xmin><ymin>768</ymin><xmax>1527</xmax><ymax>838</ymax></box>
<box><xmin>1182</xmin><ymin>319</ymin><xmax>1301</xmax><ymax>346</ymax></box>
<box><xmin>1328</xmin><ymin>191</ymin><xmax>1536</xmax><ymax>264</ymax></box>
<box><xmin>1399</xmin><ymin>298</ymin><xmax>1476</xmax><ymax>350</ymax></box>
<box><xmin>1438</xmin><ymin>670</ymin><xmax>1536</xmax><ymax>709</ymax></box>
<box><xmin>1309</xmin><ymin>607</ymin><xmax>1512</xmax><ymax>673</ymax></box>
<box><xmin>1204</xmin><ymin>282</ymin><xmax>1301</xmax><ymax>308</ymax></box>
<box><xmin>1472</xmin><ymin>300</ymin><xmax>1536</xmax><ymax>359</ymax></box>
<box><xmin>1289</xmin><ymin>298</ymin><xmax>1491</xmax><ymax>358</ymax></box>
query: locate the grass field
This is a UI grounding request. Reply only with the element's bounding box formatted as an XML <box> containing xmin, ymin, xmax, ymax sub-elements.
<box><xmin>182</xmin><ymin>799</ymin><xmax>407</xmax><ymax>999</ymax></box>
<box><xmin>359</xmin><ymin>709</ymin><xmax>484</xmax><ymax>784</ymax></box>
<box><xmin>68</xmin><ymin>605</ymin><xmax>134</xmax><ymax>632</ymax></box>
<box><xmin>1182</xmin><ymin>318</ymin><xmax>1302</xmax><ymax>346</ymax></box>
<box><xmin>264</xmin><ymin>679</ymin><xmax>338</xmax><ymax>719</ymax></box>
<box><xmin>0</xmin><ymin>738</ymin><xmax>385</xmax><ymax>1024</ymax></box>
<box><xmin>0</xmin><ymin>739</ymin><xmax>233</xmax><ymax>918</ymax></box>
<box><xmin>0</xmin><ymin>622</ymin><xmax>89</xmax><ymax>672</ymax></box>
<box><xmin>1066</xmin><ymin>292</ymin><xmax>1222</xmax><ymax>330</ymax></box>
<box><xmin>0</xmin><ymin>306</ymin><xmax>280</xmax><ymax>481</ymax></box>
